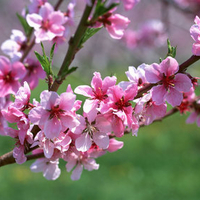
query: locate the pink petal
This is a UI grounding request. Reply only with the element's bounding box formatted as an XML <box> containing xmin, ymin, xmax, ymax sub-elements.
<box><xmin>74</xmin><ymin>85</ymin><xmax>93</xmax><ymax>98</ymax></box>
<box><xmin>165</xmin><ymin>87</ymin><xmax>183</xmax><ymax>107</ymax></box>
<box><xmin>174</xmin><ymin>73</ymin><xmax>192</xmax><ymax>92</ymax></box>
<box><xmin>145</xmin><ymin>63</ymin><xmax>162</xmax><ymax>83</ymax></box>
<box><xmin>59</xmin><ymin>92</ymin><xmax>76</xmax><ymax>111</ymax></box>
<box><xmin>93</xmin><ymin>132</ymin><xmax>109</xmax><ymax>149</ymax></box>
<box><xmin>26</xmin><ymin>13</ymin><xmax>42</xmax><ymax>29</ymax></box>
<box><xmin>160</xmin><ymin>56</ymin><xmax>179</xmax><ymax>76</ymax></box>
<box><xmin>152</xmin><ymin>85</ymin><xmax>167</xmax><ymax>105</ymax></box>
<box><xmin>43</xmin><ymin>161</ymin><xmax>61</xmax><ymax>180</ymax></box>
<box><xmin>192</xmin><ymin>42</ymin><xmax>200</xmax><ymax>56</ymax></box>
<box><xmin>107</xmin><ymin>138</ymin><xmax>124</xmax><ymax>152</ymax></box>
<box><xmin>75</xmin><ymin>133</ymin><xmax>92</xmax><ymax>152</ymax></box>
<box><xmin>71</xmin><ymin>163</ymin><xmax>83</xmax><ymax>181</ymax></box>
<box><xmin>44</xmin><ymin>139</ymin><xmax>54</xmax><ymax>158</ymax></box>
<box><xmin>186</xmin><ymin>112</ymin><xmax>198</xmax><ymax>124</ymax></box>
<box><xmin>44</xmin><ymin>117</ymin><xmax>62</xmax><ymax>139</ymax></box>
<box><xmin>112</xmin><ymin>116</ymin><xmax>124</xmax><ymax>137</ymax></box>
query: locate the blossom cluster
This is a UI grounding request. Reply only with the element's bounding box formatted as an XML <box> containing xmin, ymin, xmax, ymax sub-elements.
<box><xmin>0</xmin><ymin>0</ymin><xmax>200</xmax><ymax>182</ymax></box>
<box><xmin>1</xmin><ymin>53</ymin><xmax>199</xmax><ymax>180</ymax></box>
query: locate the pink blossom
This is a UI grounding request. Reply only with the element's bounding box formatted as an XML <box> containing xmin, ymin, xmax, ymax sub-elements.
<box><xmin>107</xmin><ymin>138</ymin><xmax>124</xmax><ymax>152</ymax></box>
<box><xmin>105</xmin><ymin>13</ymin><xmax>130</xmax><ymax>39</ymax></box>
<box><xmin>122</xmin><ymin>0</ymin><xmax>140</xmax><ymax>10</ymax></box>
<box><xmin>135</xmin><ymin>92</ymin><xmax>167</xmax><ymax>125</ymax></box>
<box><xmin>99</xmin><ymin>84</ymin><xmax>137</xmax><ymax>137</ymax></box>
<box><xmin>73</xmin><ymin>113</ymin><xmax>111</xmax><ymax>152</ymax></box>
<box><xmin>145</xmin><ymin>56</ymin><xmax>192</xmax><ymax>107</ymax></box>
<box><xmin>13</xmin><ymin>145</ymin><xmax>27</xmax><ymax>164</ymax></box>
<box><xmin>33</xmin><ymin>131</ymin><xmax>72</xmax><ymax>159</ymax></box>
<box><xmin>21</xmin><ymin>58</ymin><xmax>46</xmax><ymax>90</ymax></box>
<box><xmin>26</xmin><ymin>2</ymin><xmax>66</xmax><ymax>43</ymax></box>
<box><xmin>119</xmin><ymin>64</ymin><xmax>148</xmax><ymax>90</ymax></box>
<box><xmin>2</xmin><ymin>106</ymin><xmax>30</xmax><ymax>145</ymax></box>
<box><xmin>0</xmin><ymin>97</ymin><xmax>9</xmax><ymax>135</ymax></box>
<box><xmin>0</xmin><ymin>56</ymin><xmax>26</xmax><ymax>97</ymax></box>
<box><xmin>14</xmin><ymin>81</ymin><xmax>31</xmax><ymax>111</ymax></box>
<box><xmin>186</xmin><ymin>109</ymin><xmax>200</xmax><ymax>127</ymax></box>
<box><xmin>1</xmin><ymin>29</ymin><xmax>27</xmax><ymax>61</ymax></box>
<box><xmin>29</xmin><ymin>90</ymin><xmax>80</xmax><ymax>139</ymax></box>
<box><xmin>190</xmin><ymin>16</ymin><xmax>200</xmax><ymax>55</ymax></box>
<box><xmin>64</xmin><ymin>147</ymin><xmax>99</xmax><ymax>181</ymax></box>
<box><xmin>75</xmin><ymin>72</ymin><xmax>116</xmax><ymax>117</ymax></box>
<box><xmin>30</xmin><ymin>157</ymin><xmax>61</xmax><ymax>180</ymax></box>
<box><xmin>28</xmin><ymin>0</ymin><xmax>47</xmax><ymax>14</ymax></box>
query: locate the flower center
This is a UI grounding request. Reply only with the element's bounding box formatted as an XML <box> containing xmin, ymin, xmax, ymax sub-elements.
<box><xmin>115</xmin><ymin>96</ymin><xmax>132</xmax><ymax>110</ymax></box>
<box><xmin>162</xmin><ymin>73</ymin><xmax>175</xmax><ymax>90</ymax></box>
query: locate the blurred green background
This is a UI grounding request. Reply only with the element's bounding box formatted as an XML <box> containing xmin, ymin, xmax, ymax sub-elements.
<box><xmin>0</xmin><ymin>76</ymin><xmax>200</xmax><ymax>200</ymax></box>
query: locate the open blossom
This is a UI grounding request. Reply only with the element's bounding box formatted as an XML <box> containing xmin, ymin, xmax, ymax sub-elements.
<box><xmin>30</xmin><ymin>154</ymin><xmax>61</xmax><ymax>180</ymax></box>
<box><xmin>75</xmin><ymin>72</ymin><xmax>116</xmax><ymax>118</ymax></box>
<box><xmin>134</xmin><ymin>92</ymin><xmax>167</xmax><ymax>125</ymax></box>
<box><xmin>26</xmin><ymin>2</ymin><xmax>66</xmax><ymax>43</ymax></box>
<box><xmin>190</xmin><ymin>16</ymin><xmax>200</xmax><ymax>55</ymax></box>
<box><xmin>119</xmin><ymin>64</ymin><xmax>148</xmax><ymax>90</ymax></box>
<box><xmin>0</xmin><ymin>56</ymin><xmax>26</xmax><ymax>97</ymax></box>
<box><xmin>145</xmin><ymin>56</ymin><xmax>192</xmax><ymax>107</ymax></box>
<box><xmin>1</xmin><ymin>29</ymin><xmax>27</xmax><ymax>61</ymax></box>
<box><xmin>64</xmin><ymin>147</ymin><xmax>99</xmax><ymax>181</ymax></box>
<box><xmin>99</xmin><ymin>84</ymin><xmax>138</xmax><ymax>137</ymax></box>
<box><xmin>29</xmin><ymin>90</ymin><xmax>80</xmax><ymax>139</ymax></box>
<box><xmin>72</xmin><ymin>113</ymin><xmax>112</xmax><ymax>152</ymax></box>
<box><xmin>32</xmin><ymin>131</ymin><xmax>72</xmax><ymax>159</ymax></box>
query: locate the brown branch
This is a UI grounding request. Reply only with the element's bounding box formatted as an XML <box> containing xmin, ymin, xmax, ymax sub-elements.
<box><xmin>0</xmin><ymin>151</ymin><xmax>15</xmax><ymax>167</ymax></box>
<box><xmin>54</xmin><ymin>0</ymin><xmax>64</xmax><ymax>11</ymax></box>
<box><xmin>178</xmin><ymin>55</ymin><xmax>200</xmax><ymax>73</ymax></box>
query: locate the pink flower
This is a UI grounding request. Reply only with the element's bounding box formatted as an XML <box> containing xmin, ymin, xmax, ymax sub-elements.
<box><xmin>105</xmin><ymin>13</ymin><xmax>130</xmax><ymax>39</ymax></box>
<box><xmin>64</xmin><ymin>147</ymin><xmax>99</xmax><ymax>181</ymax></box>
<box><xmin>14</xmin><ymin>81</ymin><xmax>31</xmax><ymax>111</ymax></box>
<box><xmin>30</xmin><ymin>157</ymin><xmax>61</xmax><ymax>180</ymax></box>
<box><xmin>75</xmin><ymin>72</ymin><xmax>116</xmax><ymax>118</ymax></box>
<box><xmin>28</xmin><ymin>0</ymin><xmax>47</xmax><ymax>14</ymax></box>
<box><xmin>1</xmin><ymin>29</ymin><xmax>27</xmax><ymax>61</ymax></box>
<box><xmin>99</xmin><ymin>84</ymin><xmax>138</xmax><ymax>137</ymax></box>
<box><xmin>21</xmin><ymin>58</ymin><xmax>46</xmax><ymax>90</ymax></box>
<box><xmin>145</xmin><ymin>56</ymin><xmax>192</xmax><ymax>107</ymax></box>
<box><xmin>0</xmin><ymin>97</ymin><xmax>9</xmax><ymax>136</ymax></box>
<box><xmin>0</xmin><ymin>56</ymin><xmax>26</xmax><ymax>97</ymax></box>
<box><xmin>119</xmin><ymin>64</ymin><xmax>148</xmax><ymax>90</ymax></box>
<box><xmin>190</xmin><ymin>16</ymin><xmax>200</xmax><ymax>55</ymax></box>
<box><xmin>73</xmin><ymin>113</ymin><xmax>111</xmax><ymax>152</ymax></box>
<box><xmin>33</xmin><ymin>131</ymin><xmax>72</xmax><ymax>159</ymax></box>
<box><xmin>122</xmin><ymin>0</ymin><xmax>140</xmax><ymax>10</ymax></box>
<box><xmin>135</xmin><ymin>92</ymin><xmax>167</xmax><ymax>125</ymax></box>
<box><xmin>26</xmin><ymin>2</ymin><xmax>66</xmax><ymax>43</ymax></box>
<box><xmin>29</xmin><ymin>90</ymin><xmax>80</xmax><ymax>139</ymax></box>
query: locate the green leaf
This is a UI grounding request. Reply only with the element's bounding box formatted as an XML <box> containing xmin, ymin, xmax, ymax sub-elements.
<box><xmin>78</xmin><ymin>28</ymin><xmax>102</xmax><ymax>49</ymax></box>
<box><xmin>166</xmin><ymin>39</ymin><xmax>177</xmax><ymax>58</ymax></box>
<box><xmin>93</xmin><ymin>1</ymin><xmax>119</xmax><ymax>19</ymax></box>
<box><xmin>34</xmin><ymin>43</ymin><xmax>55</xmax><ymax>76</ymax></box>
<box><xmin>16</xmin><ymin>13</ymin><xmax>32</xmax><ymax>37</ymax></box>
<box><xmin>50</xmin><ymin>43</ymin><xmax>56</xmax><ymax>64</ymax></box>
<box><xmin>63</xmin><ymin>66</ymin><xmax>78</xmax><ymax>78</ymax></box>
<box><xmin>34</xmin><ymin>51</ymin><xmax>49</xmax><ymax>73</ymax></box>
